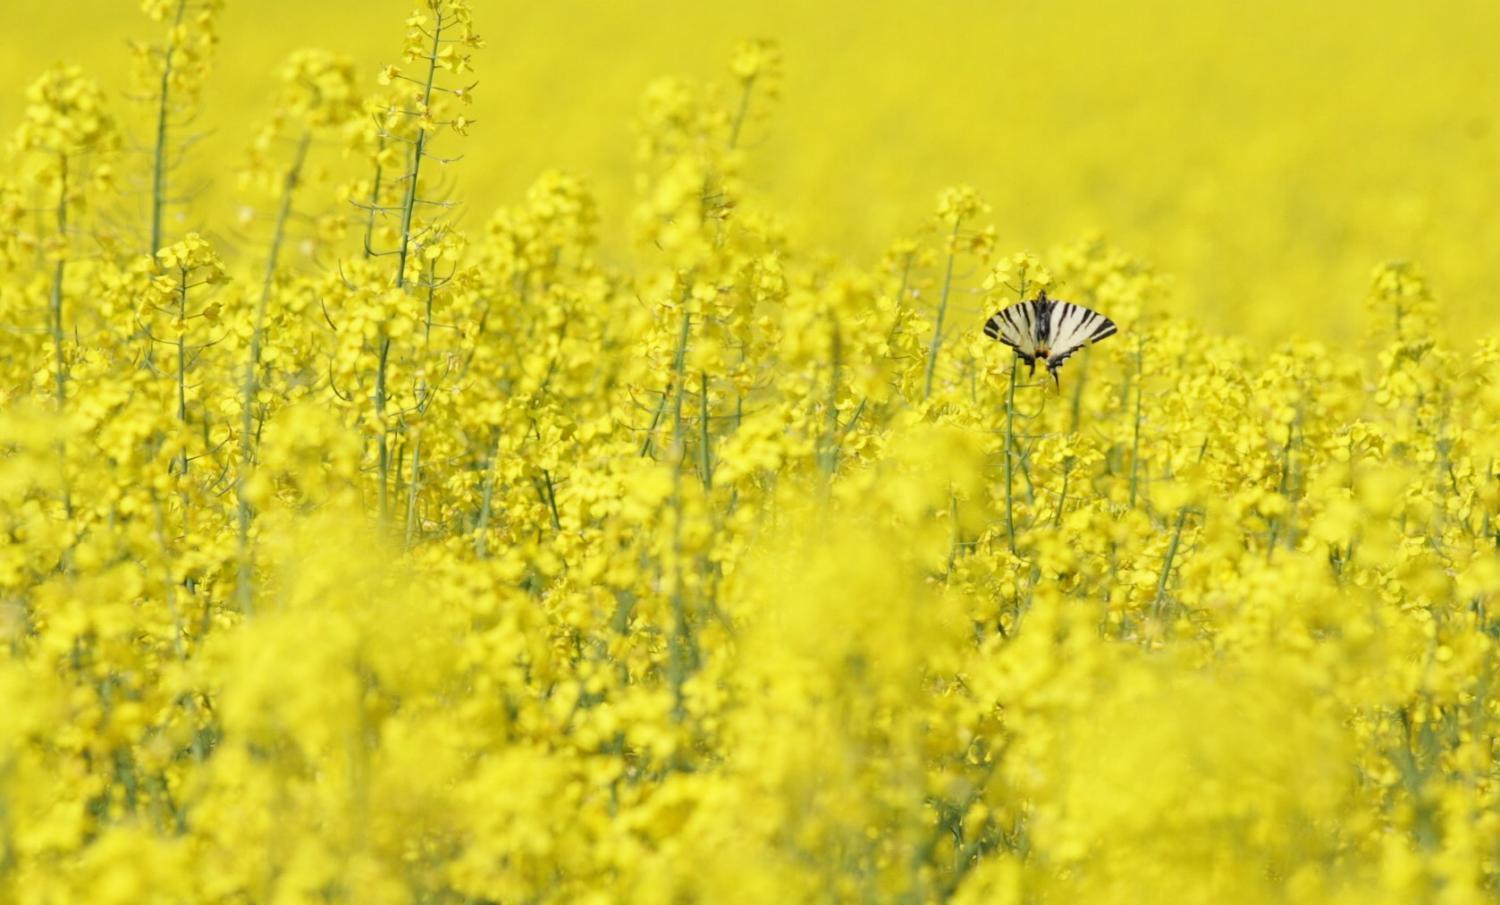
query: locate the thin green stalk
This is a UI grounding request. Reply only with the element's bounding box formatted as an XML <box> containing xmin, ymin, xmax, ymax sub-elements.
<box><xmin>392</xmin><ymin>434</ymin><xmax>407</xmax><ymax>513</ymax></box>
<box><xmin>1128</xmin><ymin>338</ymin><xmax>1144</xmax><ymax>508</ymax></box>
<box><xmin>423</xmin><ymin>269</ymin><xmax>437</xmax><ymax>344</ymax></box>
<box><xmin>665</xmin><ymin>305</ymin><xmax>701</xmax><ymax>722</ymax></box>
<box><xmin>236</xmin><ymin>131</ymin><xmax>311</xmax><ymax>615</ymax></box>
<box><xmin>175</xmin><ymin>270</ymin><xmax>189</xmax><ymax>476</ymax></box>
<box><xmin>1266</xmin><ymin>418</ymin><xmax>1298</xmax><ymax>559</ymax></box>
<box><xmin>1487</xmin><ymin>459</ymin><xmax>1496</xmax><ymax>549</ymax></box>
<box><xmin>374</xmin><ymin>332</ymin><xmax>392</xmax><ymax>522</ymax></box>
<box><xmin>1017</xmin><ymin>442</ymin><xmax>1038</xmax><ymax>506</ymax></box>
<box><xmin>403</xmin><ymin>415</ymin><xmax>424</xmax><ymax>548</ymax></box>
<box><xmin>885</xmin><ymin>249</ymin><xmax>914</xmax><ymax>345</ymax></box>
<box><xmin>50</xmin><ymin>155</ymin><xmax>70</xmax><ymax>411</ymax></box>
<box><xmin>172</xmin><ymin>266</ymin><xmax>199</xmax><ymax>604</ymax></box>
<box><xmin>946</xmin><ymin>490</ymin><xmax>962</xmax><ymax>576</ymax></box>
<box><xmin>895</xmin><ymin>252</ymin><xmax>914</xmax><ymax>310</ymax></box>
<box><xmin>49</xmin><ymin>155</ymin><xmax>74</xmax><ymax>521</ymax></box>
<box><xmin>822</xmin><ymin>315</ymin><xmax>842</xmax><ymax>476</ymax></box>
<box><xmin>374</xmin><ymin>11</ymin><xmax>443</xmax><ymax>526</ymax></box>
<box><xmin>643</xmin><ymin>283</ymin><xmax>695</xmax><ymax>458</ymax></box>
<box><xmin>362</xmin><ymin>136</ymin><xmax>386</xmax><ymax>259</ymax></box>
<box><xmin>1004</xmin><ymin>356</ymin><xmax>1019</xmax><ymax>555</ymax></box>
<box><xmin>152</xmin><ymin>495</ymin><xmax>206</xmax><ymax>765</ymax></box>
<box><xmin>727</xmin><ymin>76</ymin><xmax>756</xmax><ymax>152</ymax></box>
<box><xmin>150</xmin><ymin>0</ymin><xmax>187</xmax><ymax>256</ymax></box>
<box><xmin>668</xmin><ymin>310</ymin><xmax>692</xmax><ymax>453</ymax></box>
<box><xmin>667</xmin><ymin>463</ymin><xmax>694</xmax><ymax>722</ymax></box>
<box><xmin>537</xmin><ymin>469</ymin><xmax>561</xmax><ymax>533</ymax></box>
<box><xmin>1068</xmin><ymin>348</ymin><xmax>1089</xmax><ymax>433</ymax></box>
<box><xmin>639</xmin><ymin>385</ymin><xmax>671</xmax><ymax>458</ymax></box>
<box><xmin>394</xmin><ymin>14</ymin><xmax>445</xmax><ymax>291</ymax></box>
<box><xmin>1052</xmin><ymin>457</ymin><xmax>1072</xmax><ymax>527</ymax></box>
<box><xmin>668</xmin><ymin>571</ymin><xmax>691</xmax><ymax>720</ymax></box>
<box><xmin>545</xmin><ymin>471</ymin><xmax>561</xmax><ymax>531</ymax></box>
<box><xmin>923</xmin><ymin>219</ymin><xmax>963</xmax><ymax>400</ymax></box>
<box><xmin>404</xmin><ymin>272</ymin><xmax>440</xmax><ymax>548</ymax></box>
<box><xmin>473</xmin><ymin>429</ymin><xmax>501</xmax><ymax>559</ymax></box>
<box><xmin>697</xmin><ymin>371</ymin><xmax>713</xmax><ymax>488</ymax></box>
<box><xmin>1153</xmin><ymin>508</ymin><xmax>1190</xmax><ymax>619</ymax></box>
<box><xmin>1154</xmin><ymin>439</ymin><xmax>1209</xmax><ymax>617</ymax></box>
<box><xmin>152</xmin><ymin>498</ymin><xmax>189</xmax><ymax>662</ymax></box>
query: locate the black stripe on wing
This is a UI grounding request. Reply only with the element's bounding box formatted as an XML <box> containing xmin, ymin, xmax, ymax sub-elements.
<box><xmin>1046</xmin><ymin>305</ymin><xmax>1118</xmax><ymax>369</ymax></box>
<box><xmin>1048</xmin><ymin>301</ymin><xmax>1083</xmax><ymax>349</ymax></box>
<box><xmin>983</xmin><ymin>301</ymin><xmax>1039</xmax><ymax>358</ymax></box>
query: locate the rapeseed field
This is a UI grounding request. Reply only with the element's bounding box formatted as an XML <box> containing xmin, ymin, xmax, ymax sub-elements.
<box><xmin>0</xmin><ymin>1</ymin><xmax>1497</xmax><ymax>902</ymax></box>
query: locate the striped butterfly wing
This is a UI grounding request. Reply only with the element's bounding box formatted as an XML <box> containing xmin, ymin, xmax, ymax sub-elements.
<box><xmin>983</xmin><ymin>300</ymin><xmax>1042</xmax><ymax>362</ymax></box>
<box><xmin>1043</xmin><ymin>299</ymin><xmax>1117</xmax><ymax>370</ymax></box>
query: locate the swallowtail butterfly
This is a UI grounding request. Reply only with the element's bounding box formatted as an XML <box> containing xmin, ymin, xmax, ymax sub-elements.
<box><xmin>983</xmin><ymin>290</ymin><xmax>1117</xmax><ymax>386</ymax></box>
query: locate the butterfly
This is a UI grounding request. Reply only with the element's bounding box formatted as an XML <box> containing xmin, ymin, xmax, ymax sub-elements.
<box><xmin>983</xmin><ymin>290</ymin><xmax>1117</xmax><ymax>387</ymax></box>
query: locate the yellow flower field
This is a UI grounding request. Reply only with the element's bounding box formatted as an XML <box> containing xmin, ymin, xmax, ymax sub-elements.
<box><xmin>1</xmin><ymin>1</ymin><xmax>1497</xmax><ymax>902</ymax></box>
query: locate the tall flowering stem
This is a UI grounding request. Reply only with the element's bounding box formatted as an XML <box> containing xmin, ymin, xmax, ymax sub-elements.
<box><xmin>364</xmin><ymin>0</ymin><xmax>479</xmax><ymax>524</ymax></box>
<box><xmin>134</xmin><ymin>0</ymin><xmax>222</xmax><ymax>256</ymax></box>
<box><xmin>12</xmin><ymin>65</ymin><xmax>119</xmax><ymax>518</ymax></box>
<box><xmin>235</xmin><ymin>49</ymin><xmax>359</xmax><ymax>611</ymax></box>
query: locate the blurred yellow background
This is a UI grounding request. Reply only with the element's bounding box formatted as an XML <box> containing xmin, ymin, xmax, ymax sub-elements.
<box><xmin>3</xmin><ymin>0</ymin><xmax>1497</xmax><ymax>339</ymax></box>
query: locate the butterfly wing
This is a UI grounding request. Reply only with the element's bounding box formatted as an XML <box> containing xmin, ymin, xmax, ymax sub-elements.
<box><xmin>1043</xmin><ymin>300</ymin><xmax>1117</xmax><ymax>371</ymax></box>
<box><xmin>983</xmin><ymin>300</ymin><xmax>1042</xmax><ymax>365</ymax></box>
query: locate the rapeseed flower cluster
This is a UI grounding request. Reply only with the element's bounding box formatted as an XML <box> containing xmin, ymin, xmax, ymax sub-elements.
<box><xmin>1</xmin><ymin>2</ymin><xmax>1498</xmax><ymax>903</ymax></box>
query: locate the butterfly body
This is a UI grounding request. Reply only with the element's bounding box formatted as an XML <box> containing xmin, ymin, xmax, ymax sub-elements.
<box><xmin>983</xmin><ymin>291</ymin><xmax>1117</xmax><ymax>386</ymax></box>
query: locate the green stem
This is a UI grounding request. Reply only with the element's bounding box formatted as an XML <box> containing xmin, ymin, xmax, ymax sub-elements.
<box><xmin>1266</xmin><ymin>417</ymin><xmax>1297</xmax><ymax>559</ymax></box>
<box><xmin>923</xmin><ymin>219</ymin><xmax>963</xmax><ymax>400</ymax></box>
<box><xmin>822</xmin><ymin>315</ymin><xmax>843</xmax><ymax>475</ymax></box>
<box><xmin>375</xmin><ymin>10</ymin><xmax>443</xmax><ymax>527</ymax></box>
<box><xmin>236</xmin><ymin>131</ymin><xmax>310</xmax><ymax>615</ymax></box>
<box><xmin>375</xmin><ymin>333</ymin><xmax>391</xmax><ymax>522</ymax></box>
<box><xmin>642</xmin><ymin>282</ymin><xmax>695</xmax><ymax>458</ymax></box>
<box><xmin>362</xmin><ymin>137</ymin><xmax>385</xmax><ymax>258</ymax></box>
<box><xmin>473</xmin><ymin>429</ymin><xmax>501</xmax><ymax>559</ymax></box>
<box><xmin>404</xmin><ymin>270</ymin><xmax>439</xmax><ymax>547</ymax></box>
<box><xmin>50</xmin><ymin>155</ymin><xmax>69</xmax><ymax>411</ymax></box>
<box><xmin>1155</xmin><ymin>439</ymin><xmax>1208</xmax><ymax>617</ymax></box>
<box><xmin>669</xmin><ymin>310</ymin><xmax>692</xmax><ymax>452</ymax></box>
<box><xmin>1004</xmin><ymin>356</ymin><xmax>1019</xmax><ymax>555</ymax></box>
<box><xmin>49</xmin><ymin>155</ymin><xmax>74</xmax><ymax>522</ymax></box>
<box><xmin>727</xmin><ymin>75</ymin><xmax>756</xmax><ymax>151</ymax></box>
<box><xmin>175</xmin><ymin>270</ymin><xmax>189</xmax><ymax>476</ymax></box>
<box><xmin>1153</xmin><ymin>508</ymin><xmax>1190</xmax><ymax>619</ymax></box>
<box><xmin>640</xmin><ymin>385</ymin><xmax>671</xmax><ymax>458</ymax></box>
<box><xmin>887</xmin><ymin>250</ymin><xmax>914</xmax><ymax>341</ymax></box>
<box><xmin>1068</xmin><ymin>347</ymin><xmax>1089</xmax><ymax>433</ymax></box>
<box><xmin>404</xmin><ymin>412</ymin><xmax>424</xmax><ymax>547</ymax></box>
<box><xmin>152</xmin><ymin>497</ymin><xmax>188</xmax><ymax>662</ymax></box>
<box><xmin>535</xmin><ymin>469</ymin><xmax>561</xmax><ymax>533</ymax></box>
<box><xmin>1128</xmin><ymin>338</ymin><xmax>1144</xmax><ymax>508</ymax></box>
<box><xmin>149</xmin><ymin>0</ymin><xmax>187</xmax><ymax>256</ymax></box>
<box><xmin>1052</xmin><ymin>457</ymin><xmax>1072</xmax><ymax>527</ymax></box>
<box><xmin>946</xmin><ymin>490</ymin><xmax>962</xmax><ymax>575</ymax></box>
<box><xmin>667</xmin><ymin>464</ymin><xmax>694</xmax><ymax>721</ymax></box>
<box><xmin>665</xmin><ymin>303</ymin><xmax>701</xmax><ymax>722</ymax></box>
<box><xmin>394</xmin><ymin>13</ymin><xmax>445</xmax><ymax>291</ymax></box>
<box><xmin>697</xmin><ymin>371</ymin><xmax>713</xmax><ymax>488</ymax></box>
